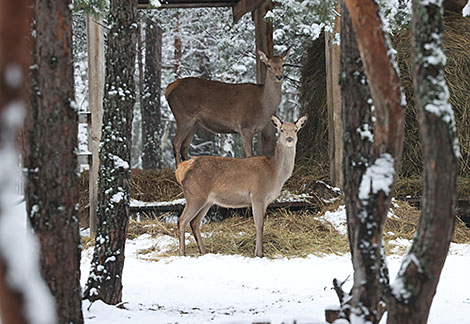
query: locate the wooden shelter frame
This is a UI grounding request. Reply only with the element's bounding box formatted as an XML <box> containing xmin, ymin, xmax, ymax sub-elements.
<box><xmin>84</xmin><ymin>0</ymin><xmax>275</xmax><ymax>233</ymax></box>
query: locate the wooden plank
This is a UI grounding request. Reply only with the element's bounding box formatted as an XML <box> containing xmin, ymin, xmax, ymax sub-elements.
<box><xmin>78</xmin><ymin>111</ymin><xmax>91</xmax><ymax>124</ymax></box>
<box><xmin>77</xmin><ymin>152</ymin><xmax>92</xmax><ymax>165</ymax></box>
<box><xmin>232</xmin><ymin>0</ymin><xmax>264</xmax><ymax>23</ymax></box>
<box><xmin>129</xmin><ymin>200</ymin><xmax>316</xmax><ymax>214</ymax></box>
<box><xmin>86</xmin><ymin>15</ymin><xmax>105</xmax><ymax>234</ymax></box>
<box><xmin>253</xmin><ymin>0</ymin><xmax>273</xmax><ymax>84</ymax></box>
<box><xmin>325</xmin><ymin>6</ymin><xmax>342</xmax><ymax>189</ymax></box>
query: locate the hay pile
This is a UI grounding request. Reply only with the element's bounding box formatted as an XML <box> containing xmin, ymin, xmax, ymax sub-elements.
<box><xmin>79</xmin><ymin>168</ymin><xmax>181</xmax><ymax>226</ymax></box>
<box><xmin>298</xmin><ymin>12</ymin><xmax>470</xmax><ymax>180</ymax></box>
<box><xmin>112</xmin><ymin>200</ymin><xmax>470</xmax><ymax>259</ymax></box>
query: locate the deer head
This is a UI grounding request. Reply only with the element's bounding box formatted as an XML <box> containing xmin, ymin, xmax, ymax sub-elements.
<box><xmin>258</xmin><ymin>48</ymin><xmax>290</xmax><ymax>82</ymax></box>
<box><xmin>271</xmin><ymin>114</ymin><xmax>308</xmax><ymax>148</ymax></box>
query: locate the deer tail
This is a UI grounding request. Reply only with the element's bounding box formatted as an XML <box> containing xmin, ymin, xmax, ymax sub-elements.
<box><xmin>175</xmin><ymin>158</ymin><xmax>197</xmax><ymax>185</ymax></box>
<box><xmin>165</xmin><ymin>79</ymin><xmax>182</xmax><ymax>101</ymax></box>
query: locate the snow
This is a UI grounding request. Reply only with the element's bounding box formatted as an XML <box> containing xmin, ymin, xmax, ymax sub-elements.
<box><xmin>80</xmin><ymin>231</ymin><xmax>470</xmax><ymax>324</ymax></box>
<box><xmin>318</xmin><ymin>205</ymin><xmax>347</xmax><ymax>235</ymax></box>
<box><xmin>464</xmin><ymin>1</ymin><xmax>470</xmax><ymax>17</ymax></box>
<box><xmin>0</xmin><ymin>102</ymin><xmax>56</xmax><ymax>324</ymax></box>
<box><xmin>358</xmin><ymin>154</ymin><xmax>395</xmax><ymax>202</ymax></box>
<box><xmin>4</xmin><ymin>63</ymin><xmax>23</xmax><ymax>89</ymax></box>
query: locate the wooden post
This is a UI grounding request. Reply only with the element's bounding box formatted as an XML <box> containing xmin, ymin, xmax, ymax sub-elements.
<box><xmin>325</xmin><ymin>7</ymin><xmax>342</xmax><ymax>189</ymax></box>
<box><xmin>86</xmin><ymin>15</ymin><xmax>104</xmax><ymax>234</ymax></box>
<box><xmin>253</xmin><ymin>1</ymin><xmax>273</xmax><ymax>84</ymax></box>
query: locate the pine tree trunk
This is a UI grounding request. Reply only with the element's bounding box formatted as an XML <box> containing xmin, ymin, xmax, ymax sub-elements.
<box><xmin>84</xmin><ymin>0</ymin><xmax>137</xmax><ymax>305</ymax></box>
<box><xmin>339</xmin><ymin>2</ymin><xmax>389</xmax><ymax>322</ymax></box>
<box><xmin>387</xmin><ymin>2</ymin><xmax>459</xmax><ymax>323</ymax></box>
<box><xmin>0</xmin><ymin>2</ymin><xmax>33</xmax><ymax>323</ymax></box>
<box><xmin>142</xmin><ymin>18</ymin><xmax>163</xmax><ymax>170</ymax></box>
<box><xmin>23</xmin><ymin>1</ymin><xmax>84</xmax><ymax>324</ymax></box>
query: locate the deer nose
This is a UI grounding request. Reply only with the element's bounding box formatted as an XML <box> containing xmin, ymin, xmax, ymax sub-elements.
<box><xmin>276</xmin><ymin>75</ymin><xmax>283</xmax><ymax>81</ymax></box>
<box><xmin>286</xmin><ymin>137</ymin><xmax>294</xmax><ymax>143</ymax></box>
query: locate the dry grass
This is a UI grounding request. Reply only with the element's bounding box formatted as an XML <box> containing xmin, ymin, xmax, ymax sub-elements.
<box><xmin>95</xmin><ymin>199</ymin><xmax>470</xmax><ymax>260</ymax></box>
<box><xmin>395</xmin><ymin>177</ymin><xmax>470</xmax><ymax>198</ymax></box>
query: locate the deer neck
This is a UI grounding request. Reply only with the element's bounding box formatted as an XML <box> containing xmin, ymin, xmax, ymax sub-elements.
<box><xmin>262</xmin><ymin>72</ymin><xmax>282</xmax><ymax>116</ymax></box>
<box><xmin>271</xmin><ymin>142</ymin><xmax>296</xmax><ymax>186</ymax></box>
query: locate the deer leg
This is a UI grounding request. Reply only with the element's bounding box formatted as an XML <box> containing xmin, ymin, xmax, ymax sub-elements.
<box><xmin>240</xmin><ymin>129</ymin><xmax>254</xmax><ymax>158</ymax></box>
<box><xmin>189</xmin><ymin>203</ymin><xmax>212</xmax><ymax>255</ymax></box>
<box><xmin>251</xmin><ymin>199</ymin><xmax>266</xmax><ymax>258</ymax></box>
<box><xmin>181</xmin><ymin>124</ymin><xmax>198</xmax><ymax>161</ymax></box>
<box><xmin>178</xmin><ymin>198</ymin><xmax>207</xmax><ymax>256</ymax></box>
<box><xmin>172</xmin><ymin>123</ymin><xmax>194</xmax><ymax>165</ymax></box>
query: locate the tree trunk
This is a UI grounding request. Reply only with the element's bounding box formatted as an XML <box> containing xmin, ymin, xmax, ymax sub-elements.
<box><xmin>338</xmin><ymin>1</ymin><xmax>389</xmax><ymax>322</ymax></box>
<box><xmin>84</xmin><ymin>0</ymin><xmax>137</xmax><ymax>305</ymax></box>
<box><xmin>334</xmin><ymin>0</ymin><xmax>406</xmax><ymax>322</ymax></box>
<box><xmin>24</xmin><ymin>1</ymin><xmax>83</xmax><ymax>323</ymax></box>
<box><xmin>0</xmin><ymin>2</ymin><xmax>43</xmax><ymax>324</ymax></box>
<box><xmin>387</xmin><ymin>1</ymin><xmax>459</xmax><ymax>323</ymax></box>
<box><xmin>142</xmin><ymin>18</ymin><xmax>163</xmax><ymax>170</ymax></box>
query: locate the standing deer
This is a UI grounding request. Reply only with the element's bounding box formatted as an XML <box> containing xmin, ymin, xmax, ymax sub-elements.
<box><xmin>175</xmin><ymin>115</ymin><xmax>307</xmax><ymax>257</ymax></box>
<box><xmin>165</xmin><ymin>48</ymin><xmax>290</xmax><ymax>165</ymax></box>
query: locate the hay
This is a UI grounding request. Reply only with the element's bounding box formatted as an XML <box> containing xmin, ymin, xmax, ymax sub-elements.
<box><xmin>123</xmin><ymin>199</ymin><xmax>469</xmax><ymax>260</ymax></box>
<box><xmin>298</xmin><ymin>13</ymin><xmax>470</xmax><ymax>179</ymax></box>
<box><xmin>130</xmin><ymin>168</ymin><xmax>182</xmax><ymax>202</ymax></box>
<box><xmin>395</xmin><ymin>177</ymin><xmax>470</xmax><ymax>198</ymax></box>
<box><xmin>125</xmin><ymin>201</ymin><xmax>470</xmax><ymax>259</ymax></box>
<box><xmin>130</xmin><ymin>207</ymin><xmax>350</xmax><ymax>259</ymax></box>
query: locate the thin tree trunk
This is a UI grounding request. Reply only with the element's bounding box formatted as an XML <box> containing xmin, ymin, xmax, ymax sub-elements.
<box><xmin>0</xmin><ymin>2</ymin><xmax>35</xmax><ymax>323</ymax></box>
<box><xmin>142</xmin><ymin>18</ymin><xmax>163</xmax><ymax>170</ymax></box>
<box><xmin>338</xmin><ymin>2</ymin><xmax>390</xmax><ymax>322</ymax></box>
<box><xmin>335</xmin><ymin>0</ymin><xmax>406</xmax><ymax>322</ymax></box>
<box><xmin>24</xmin><ymin>1</ymin><xmax>83</xmax><ymax>323</ymax></box>
<box><xmin>84</xmin><ymin>0</ymin><xmax>137</xmax><ymax>305</ymax></box>
<box><xmin>387</xmin><ymin>1</ymin><xmax>459</xmax><ymax>323</ymax></box>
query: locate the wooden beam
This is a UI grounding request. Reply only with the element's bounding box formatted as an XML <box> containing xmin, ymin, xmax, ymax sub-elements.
<box><xmin>232</xmin><ymin>0</ymin><xmax>264</xmax><ymax>23</ymax></box>
<box><xmin>325</xmin><ymin>7</ymin><xmax>342</xmax><ymax>189</ymax></box>
<box><xmin>253</xmin><ymin>0</ymin><xmax>273</xmax><ymax>84</ymax></box>
<box><xmin>129</xmin><ymin>200</ymin><xmax>317</xmax><ymax>215</ymax></box>
<box><xmin>86</xmin><ymin>15</ymin><xmax>105</xmax><ymax>234</ymax></box>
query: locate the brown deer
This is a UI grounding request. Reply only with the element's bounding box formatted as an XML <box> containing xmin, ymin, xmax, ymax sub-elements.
<box><xmin>165</xmin><ymin>48</ymin><xmax>290</xmax><ymax>165</ymax></box>
<box><xmin>175</xmin><ymin>115</ymin><xmax>307</xmax><ymax>257</ymax></box>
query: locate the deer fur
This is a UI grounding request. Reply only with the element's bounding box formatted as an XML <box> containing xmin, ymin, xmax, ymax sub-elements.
<box><xmin>166</xmin><ymin>48</ymin><xmax>290</xmax><ymax>165</ymax></box>
<box><xmin>175</xmin><ymin>115</ymin><xmax>308</xmax><ymax>257</ymax></box>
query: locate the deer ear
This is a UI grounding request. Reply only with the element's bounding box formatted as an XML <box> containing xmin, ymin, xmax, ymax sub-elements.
<box><xmin>295</xmin><ymin>115</ymin><xmax>308</xmax><ymax>130</ymax></box>
<box><xmin>258</xmin><ymin>50</ymin><xmax>269</xmax><ymax>64</ymax></box>
<box><xmin>280</xmin><ymin>47</ymin><xmax>290</xmax><ymax>59</ymax></box>
<box><xmin>271</xmin><ymin>115</ymin><xmax>282</xmax><ymax>129</ymax></box>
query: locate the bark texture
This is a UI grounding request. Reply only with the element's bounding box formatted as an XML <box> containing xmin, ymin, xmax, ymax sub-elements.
<box><xmin>0</xmin><ymin>2</ymin><xmax>32</xmax><ymax>323</ymax></box>
<box><xmin>24</xmin><ymin>1</ymin><xmax>83</xmax><ymax>323</ymax></box>
<box><xmin>344</xmin><ymin>0</ymin><xmax>405</xmax><ymax>161</ymax></box>
<box><xmin>142</xmin><ymin>18</ymin><xmax>163</xmax><ymax>170</ymax></box>
<box><xmin>339</xmin><ymin>2</ymin><xmax>389</xmax><ymax>322</ymax></box>
<box><xmin>84</xmin><ymin>0</ymin><xmax>137</xmax><ymax>305</ymax></box>
<box><xmin>387</xmin><ymin>1</ymin><xmax>459</xmax><ymax>323</ymax></box>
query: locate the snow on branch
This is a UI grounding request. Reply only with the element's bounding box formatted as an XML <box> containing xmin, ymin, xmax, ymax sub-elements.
<box><xmin>358</xmin><ymin>153</ymin><xmax>395</xmax><ymax>202</ymax></box>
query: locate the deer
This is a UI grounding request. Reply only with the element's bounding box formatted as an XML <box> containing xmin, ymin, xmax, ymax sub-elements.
<box><xmin>165</xmin><ymin>48</ymin><xmax>290</xmax><ymax>165</ymax></box>
<box><xmin>175</xmin><ymin>115</ymin><xmax>308</xmax><ymax>258</ymax></box>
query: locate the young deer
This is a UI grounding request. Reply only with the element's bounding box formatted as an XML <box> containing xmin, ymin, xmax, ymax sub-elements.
<box><xmin>165</xmin><ymin>49</ymin><xmax>290</xmax><ymax>165</ymax></box>
<box><xmin>175</xmin><ymin>115</ymin><xmax>308</xmax><ymax>257</ymax></box>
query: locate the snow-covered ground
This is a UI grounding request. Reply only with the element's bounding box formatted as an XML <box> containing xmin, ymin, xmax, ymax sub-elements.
<box><xmin>80</xmin><ymin>207</ymin><xmax>470</xmax><ymax>324</ymax></box>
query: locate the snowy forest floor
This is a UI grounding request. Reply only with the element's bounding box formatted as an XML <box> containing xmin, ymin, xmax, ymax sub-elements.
<box><xmin>80</xmin><ymin>202</ymin><xmax>470</xmax><ymax>324</ymax></box>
